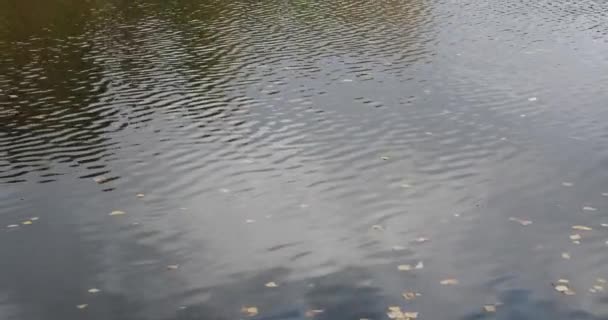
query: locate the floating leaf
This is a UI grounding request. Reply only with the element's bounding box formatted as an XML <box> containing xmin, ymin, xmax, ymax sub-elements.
<box><xmin>167</xmin><ymin>265</ymin><xmax>179</xmax><ymax>270</ymax></box>
<box><xmin>371</xmin><ymin>225</ymin><xmax>384</xmax><ymax>231</ymax></box>
<box><xmin>30</xmin><ymin>217</ymin><xmax>39</xmax><ymax>221</ymax></box>
<box><xmin>561</xmin><ymin>252</ymin><xmax>571</xmax><ymax>260</ymax></box>
<box><xmin>398</xmin><ymin>264</ymin><xmax>412</xmax><ymax>271</ymax></box>
<box><xmin>554</xmin><ymin>283</ymin><xmax>575</xmax><ymax>295</ymax></box>
<box><xmin>440</xmin><ymin>278</ymin><xmax>459</xmax><ymax>285</ymax></box>
<box><xmin>381</xmin><ymin>156</ymin><xmax>390</xmax><ymax>161</ymax></box>
<box><xmin>76</xmin><ymin>304</ymin><xmax>88</xmax><ymax>309</ymax></box>
<box><xmin>572</xmin><ymin>225</ymin><xmax>592</xmax><ymax>231</ymax></box>
<box><xmin>558</xmin><ymin>279</ymin><xmax>569</xmax><ymax>284</ymax></box>
<box><xmin>93</xmin><ymin>176</ymin><xmax>108</xmax><ymax>184</ymax></box>
<box><xmin>88</xmin><ymin>288</ymin><xmax>100</xmax><ymax>294</ymax></box>
<box><xmin>265</xmin><ymin>282</ymin><xmax>278</xmax><ymax>288</ymax></box>
<box><xmin>593</xmin><ymin>285</ymin><xmax>604</xmax><ymax>291</ymax></box>
<box><xmin>392</xmin><ymin>245</ymin><xmax>406</xmax><ymax>251</ymax></box>
<box><xmin>414</xmin><ymin>237</ymin><xmax>429</xmax><ymax>244</ymax></box>
<box><xmin>528</xmin><ymin>97</ymin><xmax>538</xmax><ymax>102</ymax></box>
<box><xmin>597</xmin><ymin>278</ymin><xmax>606</xmax><ymax>284</ymax></box>
<box><xmin>404</xmin><ymin>312</ymin><xmax>418</xmax><ymax>319</ymax></box>
<box><xmin>109</xmin><ymin>210</ymin><xmax>125</xmax><ymax>216</ymax></box>
<box><xmin>415</xmin><ymin>261</ymin><xmax>424</xmax><ymax>269</ymax></box>
<box><xmin>7</xmin><ymin>224</ymin><xmax>19</xmax><ymax>228</ymax></box>
<box><xmin>402</xmin><ymin>291</ymin><xmax>420</xmax><ymax>300</ymax></box>
<box><xmin>601</xmin><ymin>223</ymin><xmax>608</xmax><ymax>228</ymax></box>
<box><xmin>241</xmin><ymin>306</ymin><xmax>259</xmax><ymax>317</ymax></box>
<box><xmin>245</xmin><ymin>219</ymin><xmax>256</xmax><ymax>224</ymax></box>
<box><xmin>509</xmin><ymin>217</ymin><xmax>532</xmax><ymax>226</ymax></box>
<box><xmin>136</xmin><ymin>193</ymin><xmax>145</xmax><ymax>198</ymax></box>
<box><xmin>583</xmin><ymin>206</ymin><xmax>597</xmax><ymax>212</ymax></box>
<box><xmin>305</xmin><ymin>309</ymin><xmax>324</xmax><ymax>318</ymax></box>
<box><xmin>22</xmin><ymin>220</ymin><xmax>32</xmax><ymax>225</ymax></box>
<box><xmin>561</xmin><ymin>182</ymin><xmax>573</xmax><ymax>187</ymax></box>
<box><xmin>483</xmin><ymin>305</ymin><xmax>496</xmax><ymax>313</ymax></box>
<box><xmin>602</xmin><ymin>193</ymin><xmax>608</xmax><ymax>197</ymax></box>
<box><xmin>569</xmin><ymin>234</ymin><xmax>581</xmax><ymax>240</ymax></box>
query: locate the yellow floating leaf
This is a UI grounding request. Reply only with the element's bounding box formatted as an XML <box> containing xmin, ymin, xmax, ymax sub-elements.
<box><xmin>404</xmin><ymin>311</ymin><xmax>418</xmax><ymax>319</ymax></box>
<box><xmin>398</xmin><ymin>264</ymin><xmax>412</xmax><ymax>271</ymax></box>
<box><xmin>509</xmin><ymin>217</ymin><xmax>532</xmax><ymax>226</ymax></box>
<box><xmin>561</xmin><ymin>252</ymin><xmax>571</xmax><ymax>260</ymax></box>
<box><xmin>167</xmin><ymin>265</ymin><xmax>179</xmax><ymax>270</ymax></box>
<box><xmin>572</xmin><ymin>225</ymin><xmax>592</xmax><ymax>231</ymax></box>
<box><xmin>265</xmin><ymin>282</ymin><xmax>278</xmax><ymax>288</ymax></box>
<box><xmin>241</xmin><ymin>306</ymin><xmax>259</xmax><ymax>317</ymax></box>
<box><xmin>76</xmin><ymin>304</ymin><xmax>88</xmax><ymax>309</ymax></box>
<box><xmin>109</xmin><ymin>210</ymin><xmax>125</xmax><ymax>216</ymax></box>
<box><xmin>569</xmin><ymin>234</ymin><xmax>581</xmax><ymax>240</ymax></box>
<box><xmin>440</xmin><ymin>278</ymin><xmax>459</xmax><ymax>285</ymax></box>
<box><xmin>22</xmin><ymin>220</ymin><xmax>32</xmax><ymax>225</ymax></box>
<box><xmin>88</xmin><ymin>288</ymin><xmax>100</xmax><ymax>293</ymax></box>
<box><xmin>483</xmin><ymin>305</ymin><xmax>496</xmax><ymax>313</ymax></box>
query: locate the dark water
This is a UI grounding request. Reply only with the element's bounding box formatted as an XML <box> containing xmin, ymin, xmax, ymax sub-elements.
<box><xmin>1</xmin><ymin>0</ymin><xmax>608</xmax><ymax>319</ymax></box>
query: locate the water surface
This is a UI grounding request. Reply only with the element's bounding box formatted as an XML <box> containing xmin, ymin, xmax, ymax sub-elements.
<box><xmin>1</xmin><ymin>0</ymin><xmax>608</xmax><ymax>319</ymax></box>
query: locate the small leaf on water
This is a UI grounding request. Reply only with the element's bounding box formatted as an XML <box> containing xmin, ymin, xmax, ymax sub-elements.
<box><xmin>167</xmin><ymin>265</ymin><xmax>179</xmax><ymax>270</ymax></box>
<box><xmin>88</xmin><ymin>288</ymin><xmax>100</xmax><ymax>294</ymax></box>
<box><xmin>245</xmin><ymin>219</ymin><xmax>256</xmax><ymax>224</ymax></box>
<box><xmin>371</xmin><ymin>225</ymin><xmax>384</xmax><ymax>231</ymax></box>
<box><xmin>528</xmin><ymin>97</ymin><xmax>538</xmax><ymax>102</ymax></box>
<box><xmin>573</xmin><ymin>240</ymin><xmax>581</xmax><ymax>245</ymax></box>
<box><xmin>93</xmin><ymin>176</ymin><xmax>108</xmax><ymax>184</ymax></box>
<box><xmin>403</xmin><ymin>312</ymin><xmax>418</xmax><ymax>319</ymax></box>
<box><xmin>305</xmin><ymin>309</ymin><xmax>324</xmax><ymax>318</ymax></box>
<box><xmin>554</xmin><ymin>283</ymin><xmax>575</xmax><ymax>295</ymax></box>
<box><xmin>440</xmin><ymin>278</ymin><xmax>459</xmax><ymax>285</ymax></box>
<box><xmin>7</xmin><ymin>224</ymin><xmax>19</xmax><ymax>228</ymax></box>
<box><xmin>583</xmin><ymin>206</ymin><xmax>597</xmax><ymax>212</ymax></box>
<box><xmin>597</xmin><ymin>278</ymin><xmax>606</xmax><ymax>284</ymax></box>
<box><xmin>402</xmin><ymin>291</ymin><xmax>419</xmax><ymax>300</ymax></box>
<box><xmin>241</xmin><ymin>306</ymin><xmax>259</xmax><ymax>317</ymax></box>
<box><xmin>30</xmin><ymin>217</ymin><xmax>39</xmax><ymax>221</ymax></box>
<box><xmin>414</xmin><ymin>237</ymin><xmax>429</xmax><ymax>243</ymax></box>
<box><xmin>109</xmin><ymin>210</ymin><xmax>125</xmax><ymax>216</ymax></box>
<box><xmin>265</xmin><ymin>282</ymin><xmax>278</xmax><ymax>288</ymax></box>
<box><xmin>392</xmin><ymin>245</ymin><xmax>406</xmax><ymax>251</ymax></box>
<box><xmin>572</xmin><ymin>225</ymin><xmax>592</xmax><ymax>231</ymax></box>
<box><xmin>76</xmin><ymin>304</ymin><xmax>88</xmax><ymax>309</ymax></box>
<box><xmin>562</xmin><ymin>182</ymin><xmax>573</xmax><ymax>187</ymax></box>
<box><xmin>509</xmin><ymin>217</ymin><xmax>532</xmax><ymax>226</ymax></box>
<box><xmin>400</xmin><ymin>184</ymin><xmax>412</xmax><ymax>188</ymax></box>
<box><xmin>590</xmin><ymin>288</ymin><xmax>597</xmax><ymax>293</ymax></box>
<box><xmin>602</xmin><ymin>193</ymin><xmax>608</xmax><ymax>197</ymax></box>
<box><xmin>601</xmin><ymin>223</ymin><xmax>608</xmax><ymax>227</ymax></box>
<box><xmin>483</xmin><ymin>305</ymin><xmax>496</xmax><ymax>313</ymax></box>
<box><xmin>136</xmin><ymin>193</ymin><xmax>145</xmax><ymax>198</ymax></box>
<box><xmin>593</xmin><ymin>285</ymin><xmax>604</xmax><ymax>291</ymax></box>
<box><xmin>558</xmin><ymin>279</ymin><xmax>569</xmax><ymax>284</ymax></box>
<box><xmin>22</xmin><ymin>221</ymin><xmax>32</xmax><ymax>225</ymax></box>
<box><xmin>569</xmin><ymin>234</ymin><xmax>581</xmax><ymax>240</ymax></box>
<box><xmin>398</xmin><ymin>264</ymin><xmax>412</xmax><ymax>271</ymax></box>
<box><xmin>554</xmin><ymin>285</ymin><xmax>569</xmax><ymax>292</ymax></box>
<box><xmin>381</xmin><ymin>156</ymin><xmax>390</xmax><ymax>160</ymax></box>
<box><xmin>561</xmin><ymin>252</ymin><xmax>571</xmax><ymax>260</ymax></box>
<box><xmin>415</xmin><ymin>261</ymin><xmax>424</xmax><ymax>269</ymax></box>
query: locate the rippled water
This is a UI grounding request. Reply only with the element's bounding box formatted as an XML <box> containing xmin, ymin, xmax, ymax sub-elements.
<box><xmin>2</xmin><ymin>0</ymin><xmax>608</xmax><ymax>319</ymax></box>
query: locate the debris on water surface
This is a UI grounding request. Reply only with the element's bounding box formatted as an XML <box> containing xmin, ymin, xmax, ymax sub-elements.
<box><xmin>87</xmin><ymin>288</ymin><xmax>100</xmax><ymax>294</ymax></box>
<box><xmin>265</xmin><ymin>282</ymin><xmax>278</xmax><ymax>288</ymax></box>
<box><xmin>413</xmin><ymin>237</ymin><xmax>429</xmax><ymax>244</ymax></box>
<box><xmin>241</xmin><ymin>306</ymin><xmax>259</xmax><ymax>317</ymax></box>
<box><xmin>569</xmin><ymin>234</ymin><xmax>581</xmax><ymax>241</ymax></box>
<box><xmin>415</xmin><ymin>261</ymin><xmax>424</xmax><ymax>269</ymax></box>
<box><xmin>561</xmin><ymin>252</ymin><xmax>571</xmax><ymax>260</ymax></box>
<box><xmin>342</xmin><ymin>79</ymin><xmax>353</xmax><ymax>82</ymax></box>
<box><xmin>572</xmin><ymin>225</ymin><xmax>592</xmax><ymax>231</ymax></box>
<box><xmin>398</xmin><ymin>264</ymin><xmax>412</xmax><ymax>271</ymax></box>
<box><xmin>109</xmin><ymin>210</ymin><xmax>125</xmax><ymax>216</ymax></box>
<box><xmin>76</xmin><ymin>304</ymin><xmax>88</xmax><ymax>309</ymax></box>
<box><xmin>245</xmin><ymin>219</ymin><xmax>256</xmax><ymax>224</ymax></box>
<box><xmin>392</xmin><ymin>245</ymin><xmax>406</xmax><ymax>251</ymax></box>
<box><xmin>22</xmin><ymin>220</ymin><xmax>33</xmax><ymax>225</ymax></box>
<box><xmin>558</xmin><ymin>279</ymin><xmax>569</xmax><ymax>284</ymax></box>
<box><xmin>602</xmin><ymin>193</ymin><xmax>608</xmax><ymax>197</ymax></box>
<box><xmin>509</xmin><ymin>217</ymin><xmax>532</xmax><ymax>226</ymax></box>
<box><xmin>402</xmin><ymin>291</ymin><xmax>421</xmax><ymax>300</ymax></box>
<box><xmin>583</xmin><ymin>206</ymin><xmax>597</xmax><ymax>212</ymax></box>
<box><xmin>601</xmin><ymin>223</ymin><xmax>608</xmax><ymax>227</ymax></box>
<box><xmin>528</xmin><ymin>97</ymin><xmax>538</xmax><ymax>102</ymax></box>
<box><xmin>597</xmin><ymin>278</ymin><xmax>607</xmax><ymax>284</ymax></box>
<box><xmin>167</xmin><ymin>265</ymin><xmax>179</xmax><ymax>270</ymax></box>
<box><xmin>381</xmin><ymin>156</ymin><xmax>390</xmax><ymax>161</ymax></box>
<box><xmin>93</xmin><ymin>176</ymin><xmax>108</xmax><ymax>184</ymax></box>
<box><xmin>387</xmin><ymin>306</ymin><xmax>418</xmax><ymax>320</ymax></box>
<box><xmin>136</xmin><ymin>193</ymin><xmax>145</xmax><ymax>198</ymax></box>
<box><xmin>219</xmin><ymin>188</ymin><xmax>230</xmax><ymax>193</ymax></box>
<box><xmin>400</xmin><ymin>183</ymin><xmax>412</xmax><ymax>188</ymax></box>
<box><xmin>305</xmin><ymin>309</ymin><xmax>324</xmax><ymax>317</ymax></box>
<box><xmin>371</xmin><ymin>225</ymin><xmax>384</xmax><ymax>231</ymax></box>
<box><xmin>7</xmin><ymin>224</ymin><xmax>19</xmax><ymax>228</ymax></box>
<box><xmin>440</xmin><ymin>278</ymin><xmax>459</xmax><ymax>285</ymax></box>
<box><xmin>562</xmin><ymin>182</ymin><xmax>574</xmax><ymax>187</ymax></box>
<box><xmin>483</xmin><ymin>305</ymin><xmax>497</xmax><ymax>313</ymax></box>
<box><xmin>554</xmin><ymin>284</ymin><xmax>575</xmax><ymax>295</ymax></box>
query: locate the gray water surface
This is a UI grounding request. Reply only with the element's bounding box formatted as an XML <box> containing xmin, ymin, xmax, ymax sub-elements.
<box><xmin>1</xmin><ymin>0</ymin><xmax>608</xmax><ymax>319</ymax></box>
